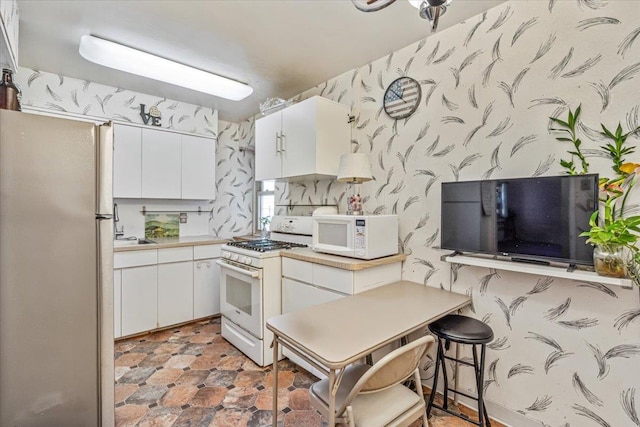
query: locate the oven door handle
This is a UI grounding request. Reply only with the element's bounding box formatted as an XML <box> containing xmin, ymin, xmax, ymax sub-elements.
<box><xmin>216</xmin><ymin>260</ymin><xmax>261</xmax><ymax>278</ymax></box>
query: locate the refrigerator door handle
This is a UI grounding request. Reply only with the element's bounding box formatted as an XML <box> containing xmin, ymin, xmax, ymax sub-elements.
<box><xmin>96</xmin><ymin>123</ymin><xmax>113</xmax><ymax>215</ymax></box>
<box><xmin>96</xmin><ymin>214</ymin><xmax>113</xmax><ymax>220</ymax></box>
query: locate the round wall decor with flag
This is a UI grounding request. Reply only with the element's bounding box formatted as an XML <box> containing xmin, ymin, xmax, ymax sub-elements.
<box><xmin>383</xmin><ymin>77</ymin><xmax>422</xmax><ymax>120</ymax></box>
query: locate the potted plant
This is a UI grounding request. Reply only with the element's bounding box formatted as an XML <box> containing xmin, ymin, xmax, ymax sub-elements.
<box><xmin>579</xmin><ymin>197</ymin><xmax>640</xmax><ymax>277</ymax></box>
<box><xmin>551</xmin><ymin>106</ymin><xmax>640</xmax><ymax>284</ymax></box>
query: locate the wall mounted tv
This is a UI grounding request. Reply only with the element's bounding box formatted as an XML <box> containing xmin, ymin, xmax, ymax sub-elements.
<box><xmin>440</xmin><ymin>174</ymin><xmax>599</xmax><ymax>266</ymax></box>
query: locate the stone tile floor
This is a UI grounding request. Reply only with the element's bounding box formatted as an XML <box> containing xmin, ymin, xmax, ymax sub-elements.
<box><xmin>115</xmin><ymin>317</ymin><xmax>504</xmax><ymax>427</ymax></box>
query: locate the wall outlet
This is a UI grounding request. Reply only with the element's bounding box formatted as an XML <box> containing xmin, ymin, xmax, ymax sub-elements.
<box><xmin>179</xmin><ymin>213</ymin><xmax>188</xmax><ymax>223</ymax></box>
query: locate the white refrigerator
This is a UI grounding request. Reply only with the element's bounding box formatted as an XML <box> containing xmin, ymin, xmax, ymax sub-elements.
<box><xmin>0</xmin><ymin>110</ymin><xmax>114</xmax><ymax>426</ymax></box>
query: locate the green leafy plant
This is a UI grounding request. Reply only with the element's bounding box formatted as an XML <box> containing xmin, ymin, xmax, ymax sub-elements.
<box><xmin>601</xmin><ymin>124</ymin><xmax>637</xmax><ymax>176</ymax></box>
<box><xmin>552</xmin><ymin>106</ymin><xmax>640</xmax><ymax>286</ymax></box>
<box><xmin>580</xmin><ymin>201</ymin><xmax>640</xmax><ymax>249</ymax></box>
<box><xmin>550</xmin><ymin>105</ymin><xmax>589</xmax><ymax>175</ymax></box>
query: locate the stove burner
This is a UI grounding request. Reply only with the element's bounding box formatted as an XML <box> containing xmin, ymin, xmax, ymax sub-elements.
<box><xmin>226</xmin><ymin>239</ymin><xmax>308</xmax><ymax>252</ymax></box>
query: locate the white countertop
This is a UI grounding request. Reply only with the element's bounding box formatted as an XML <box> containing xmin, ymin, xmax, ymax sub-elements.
<box><xmin>113</xmin><ymin>235</ymin><xmax>229</xmax><ymax>252</ymax></box>
<box><xmin>281</xmin><ymin>247</ymin><xmax>406</xmax><ymax>271</ymax></box>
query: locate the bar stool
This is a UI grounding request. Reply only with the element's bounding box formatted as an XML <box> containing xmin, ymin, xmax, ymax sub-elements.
<box><xmin>426</xmin><ymin>314</ymin><xmax>494</xmax><ymax>427</ymax></box>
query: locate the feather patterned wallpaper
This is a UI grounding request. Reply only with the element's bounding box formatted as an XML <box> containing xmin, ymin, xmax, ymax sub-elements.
<box><xmin>272</xmin><ymin>1</ymin><xmax>640</xmax><ymax>425</ymax></box>
<box><xmin>15</xmin><ymin>67</ymin><xmax>254</xmax><ymax>238</ymax></box>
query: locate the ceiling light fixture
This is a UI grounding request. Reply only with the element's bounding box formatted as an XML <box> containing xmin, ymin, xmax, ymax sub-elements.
<box><xmin>78</xmin><ymin>35</ymin><xmax>253</xmax><ymax>101</ymax></box>
<box><xmin>408</xmin><ymin>0</ymin><xmax>451</xmax><ymax>32</ymax></box>
<box><xmin>351</xmin><ymin>0</ymin><xmax>452</xmax><ymax>32</ymax></box>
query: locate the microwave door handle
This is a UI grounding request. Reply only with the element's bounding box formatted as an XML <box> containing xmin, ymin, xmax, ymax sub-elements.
<box><xmin>216</xmin><ymin>260</ymin><xmax>261</xmax><ymax>278</ymax></box>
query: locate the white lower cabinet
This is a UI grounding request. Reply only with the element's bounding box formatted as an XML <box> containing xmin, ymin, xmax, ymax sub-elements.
<box><xmin>114</xmin><ymin>269</ymin><xmax>122</xmax><ymax>339</ymax></box>
<box><xmin>281</xmin><ymin>257</ymin><xmax>402</xmax><ymax>376</ymax></box>
<box><xmin>194</xmin><ymin>259</ymin><xmax>220</xmax><ymax>319</ymax></box>
<box><xmin>121</xmin><ymin>265</ymin><xmax>158</xmax><ymax>336</ymax></box>
<box><xmin>282</xmin><ymin>277</ymin><xmax>344</xmax><ymax>312</ymax></box>
<box><xmin>158</xmin><ymin>261</ymin><xmax>194</xmax><ymax>328</ymax></box>
<box><xmin>115</xmin><ymin>243</ymin><xmax>223</xmax><ymax>338</ymax></box>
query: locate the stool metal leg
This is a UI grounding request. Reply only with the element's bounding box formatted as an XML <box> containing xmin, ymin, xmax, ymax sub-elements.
<box><xmin>472</xmin><ymin>344</ymin><xmax>490</xmax><ymax>427</ymax></box>
<box><xmin>426</xmin><ymin>338</ymin><xmax>443</xmax><ymax>417</ymax></box>
<box><xmin>472</xmin><ymin>345</ymin><xmax>482</xmax><ymax>427</ymax></box>
<box><xmin>480</xmin><ymin>344</ymin><xmax>491</xmax><ymax>427</ymax></box>
<box><xmin>441</xmin><ymin>340</ymin><xmax>449</xmax><ymax>410</ymax></box>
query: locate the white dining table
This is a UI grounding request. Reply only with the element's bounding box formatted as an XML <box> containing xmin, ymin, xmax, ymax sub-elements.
<box><xmin>266</xmin><ymin>280</ymin><xmax>472</xmax><ymax>426</ymax></box>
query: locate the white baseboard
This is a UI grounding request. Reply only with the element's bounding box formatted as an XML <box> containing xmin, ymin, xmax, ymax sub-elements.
<box><xmin>423</xmin><ymin>384</ymin><xmax>544</xmax><ymax>427</ymax></box>
<box><xmin>455</xmin><ymin>395</ymin><xmax>544</xmax><ymax>427</ymax></box>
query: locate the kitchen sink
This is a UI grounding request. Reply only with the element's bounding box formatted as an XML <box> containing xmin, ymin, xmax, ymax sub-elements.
<box><xmin>113</xmin><ymin>238</ymin><xmax>155</xmax><ymax>247</ymax></box>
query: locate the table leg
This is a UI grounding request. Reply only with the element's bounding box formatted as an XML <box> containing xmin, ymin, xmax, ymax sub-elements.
<box><xmin>329</xmin><ymin>368</ymin><xmax>336</xmax><ymax>426</ymax></box>
<box><xmin>272</xmin><ymin>338</ymin><xmax>279</xmax><ymax>427</ymax></box>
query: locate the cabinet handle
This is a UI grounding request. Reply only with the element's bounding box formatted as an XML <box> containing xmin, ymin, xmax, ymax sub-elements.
<box><xmin>275</xmin><ymin>133</ymin><xmax>281</xmax><ymax>154</ymax></box>
<box><xmin>196</xmin><ymin>263</ymin><xmax>202</xmax><ymax>269</ymax></box>
<box><xmin>280</xmin><ymin>132</ymin><xmax>286</xmax><ymax>153</ymax></box>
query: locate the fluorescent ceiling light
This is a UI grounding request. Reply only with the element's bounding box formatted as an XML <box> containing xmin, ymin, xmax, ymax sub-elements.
<box><xmin>79</xmin><ymin>35</ymin><xmax>252</xmax><ymax>101</ymax></box>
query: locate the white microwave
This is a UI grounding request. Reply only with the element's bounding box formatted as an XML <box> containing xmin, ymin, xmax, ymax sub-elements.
<box><xmin>312</xmin><ymin>214</ymin><xmax>399</xmax><ymax>259</ymax></box>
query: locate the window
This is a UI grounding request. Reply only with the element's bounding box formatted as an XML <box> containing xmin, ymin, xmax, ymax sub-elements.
<box><xmin>256</xmin><ymin>180</ymin><xmax>275</xmax><ymax>231</ymax></box>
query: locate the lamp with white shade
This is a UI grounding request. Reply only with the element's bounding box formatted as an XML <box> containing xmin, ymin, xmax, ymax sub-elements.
<box><xmin>337</xmin><ymin>153</ymin><xmax>373</xmax><ymax>215</ymax></box>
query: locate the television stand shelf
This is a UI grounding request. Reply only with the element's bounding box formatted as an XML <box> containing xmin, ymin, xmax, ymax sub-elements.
<box><xmin>442</xmin><ymin>254</ymin><xmax>634</xmax><ymax>289</ymax></box>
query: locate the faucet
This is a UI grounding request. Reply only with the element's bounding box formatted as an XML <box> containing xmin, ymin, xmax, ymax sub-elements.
<box><xmin>113</xmin><ymin>203</ymin><xmax>125</xmax><ymax>240</ymax></box>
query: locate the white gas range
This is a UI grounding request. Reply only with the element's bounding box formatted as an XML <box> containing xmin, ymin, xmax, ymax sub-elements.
<box><xmin>218</xmin><ymin>216</ymin><xmax>312</xmax><ymax>366</ymax></box>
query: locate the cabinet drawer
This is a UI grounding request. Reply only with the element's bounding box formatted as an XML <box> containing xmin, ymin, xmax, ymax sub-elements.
<box><xmin>282</xmin><ymin>258</ymin><xmax>312</xmax><ymax>283</ymax></box>
<box><xmin>194</xmin><ymin>244</ymin><xmax>222</xmax><ymax>260</ymax></box>
<box><xmin>158</xmin><ymin>247</ymin><xmax>193</xmax><ymax>263</ymax></box>
<box><xmin>222</xmin><ymin>317</ymin><xmax>263</xmax><ymax>365</ymax></box>
<box><xmin>282</xmin><ymin>278</ymin><xmax>344</xmax><ymax>313</ymax></box>
<box><xmin>114</xmin><ymin>249</ymin><xmax>157</xmax><ymax>268</ymax></box>
<box><xmin>353</xmin><ymin>263</ymin><xmax>402</xmax><ymax>294</ymax></box>
<box><xmin>313</xmin><ymin>264</ymin><xmax>353</xmax><ymax>294</ymax></box>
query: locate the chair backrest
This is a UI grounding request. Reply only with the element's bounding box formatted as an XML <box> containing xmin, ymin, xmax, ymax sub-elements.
<box><xmin>338</xmin><ymin>335</ymin><xmax>434</xmax><ymax>414</ymax></box>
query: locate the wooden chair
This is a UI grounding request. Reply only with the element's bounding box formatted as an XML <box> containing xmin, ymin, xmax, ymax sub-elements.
<box><xmin>309</xmin><ymin>335</ymin><xmax>434</xmax><ymax>427</ymax></box>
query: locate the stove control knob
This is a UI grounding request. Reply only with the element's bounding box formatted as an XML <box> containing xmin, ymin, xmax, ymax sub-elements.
<box><xmin>231</xmin><ymin>254</ymin><xmax>239</xmax><ymax>261</ymax></box>
<box><xmin>245</xmin><ymin>258</ymin><xmax>253</xmax><ymax>266</ymax></box>
<box><xmin>223</xmin><ymin>251</ymin><xmax>231</xmax><ymax>259</ymax></box>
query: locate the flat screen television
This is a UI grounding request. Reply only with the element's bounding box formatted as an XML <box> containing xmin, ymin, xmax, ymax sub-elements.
<box><xmin>440</xmin><ymin>174</ymin><xmax>599</xmax><ymax>266</ymax></box>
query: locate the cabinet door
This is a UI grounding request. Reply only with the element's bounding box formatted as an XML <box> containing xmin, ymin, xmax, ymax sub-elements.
<box><xmin>193</xmin><ymin>258</ymin><xmax>220</xmax><ymax>318</ymax></box>
<box><xmin>121</xmin><ymin>265</ymin><xmax>157</xmax><ymax>336</ymax></box>
<box><xmin>181</xmin><ymin>134</ymin><xmax>215</xmax><ymax>200</ymax></box>
<box><xmin>282</xmin><ymin>277</ymin><xmax>344</xmax><ymax>314</ymax></box>
<box><xmin>281</xmin><ymin>98</ymin><xmax>317</xmax><ymax>178</ymax></box>
<box><xmin>158</xmin><ymin>261</ymin><xmax>194</xmax><ymax>327</ymax></box>
<box><xmin>141</xmin><ymin>128</ymin><xmax>182</xmax><ymax>199</ymax></box>
<box><xmin>113</xmin><ymin>125</ymin><xmax>142</xmax><ymax>198</ymax></box>
<box><xmin>114</xmin><ymin>269</ymin><xmax>122</xmax><ymax>339</ymax></box>
<box><xmin>255</xmin><ymin>112</ymin><xmax>282</xmax><ymax>181</ymax></box>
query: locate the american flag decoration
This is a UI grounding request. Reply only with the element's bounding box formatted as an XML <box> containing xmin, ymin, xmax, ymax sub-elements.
<box><xmin>383</xmin><ymin>77</ymin><xmax>422</xmax><ymax>120</ymax></box>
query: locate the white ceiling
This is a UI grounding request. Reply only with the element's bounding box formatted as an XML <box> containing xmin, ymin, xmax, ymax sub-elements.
<box><xmin>18</xmin><ymin>0</ymin><xmax>506</xmax><ymax>122</ymax></box>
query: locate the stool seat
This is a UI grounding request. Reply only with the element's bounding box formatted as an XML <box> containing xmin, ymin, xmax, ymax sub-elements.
<box><xmin>429</xmin><ymin>314</ymin><xmax>494</xmax><ymax>345</ymax></box>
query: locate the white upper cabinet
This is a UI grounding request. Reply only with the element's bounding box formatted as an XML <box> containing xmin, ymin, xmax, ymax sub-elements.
<box><xmin>181</xmin><ymin>134</ymin><xmax>216</xmax><ymax>200</ymax></box>
<box><xmin>0</xmin><ymin>0</ymin><xmax>18</xmax><ymax>72</ymax></box>
<box><xmin>113</xmin><ymin>124</ymin><xmax>215</xmax><ymax>200</ymax></box>
<box><xmin>255</xmin><ymin>96</ymin><xmax>350</xmax><ymax>181</ymax></box>
<box><xmin>113</xmin><ymin>124</ymin><xmax>142</xmax><ymax>198</ymax></box>
<box><xmin>141</xmin><ymin>128</ymin><xmax>182</xmax><ymax>199</ymax></box>
<box><xmin>255</xmin><ymin>111</ymin><xmax>282</xmax><ymax>181</ymax></box>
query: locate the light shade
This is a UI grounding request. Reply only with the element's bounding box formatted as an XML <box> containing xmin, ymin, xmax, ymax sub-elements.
<box><xmin>337</xmin><ymin>153</ymin><xmax>373</xmax><ymax>184</ymax></box>
<box><xmin>79</xmin><ymin>35</ymin><xmax>253</xmax><ymax>101</ymax></box>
